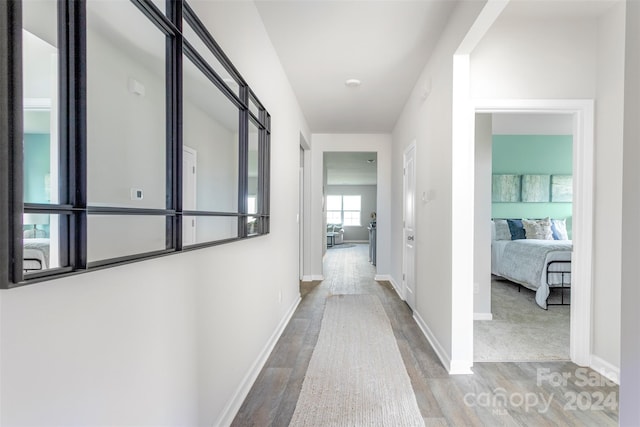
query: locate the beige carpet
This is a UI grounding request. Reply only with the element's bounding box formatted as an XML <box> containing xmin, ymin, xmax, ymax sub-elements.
<box><xmin>289</xmin><ymin>294</ymin><xmax>425</xmax><ymax>426</ymax></box>
<box><xmin>474</xmin><ymin>279</ymin><xmax>570</xmax><ymax>362</ymax></box>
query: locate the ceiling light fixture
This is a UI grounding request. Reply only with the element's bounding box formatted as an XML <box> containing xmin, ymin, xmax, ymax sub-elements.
<box><xmin>345</xmin><ymin>79</ymin><xmax>361</xmax><ymax>88</ymax></box>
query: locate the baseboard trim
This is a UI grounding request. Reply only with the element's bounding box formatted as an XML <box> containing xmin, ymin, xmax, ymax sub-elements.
<box><xmin>374</xmin><ymin>275</ymin><xmax>404</xmax><ymax>298</ymax></box>
<box><xmin>474</xmin><ymin>312</ymin><xmax>493</xmax><ymax>321</ymax></box>
<box><xmin>590</xmin><ymin>354</ymin><xmax>620</xmax><ymax>385</ymax></box>
<box><xmin>302</xmin><ymin>275</ymin><xmax>324</xmax><ymax>281</ymax></box>
<box><xmin>413</xmin><ymin>311</ymin><xmax>452</xmax><ymax>373</ymax></box>
<box><xmin>214</xmin><ymin>295</ymin><xmax>301</xmax><ymax>427</ymax></box>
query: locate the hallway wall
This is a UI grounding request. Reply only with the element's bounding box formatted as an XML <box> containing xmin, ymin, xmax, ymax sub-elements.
<box><xmin>0</xmin><ymin>2</ymin><xmax>311</xmax><ymax>425</ymax></box>
<box><xmin>470</xmin><ymin>1</ymin><xmax>625</xmax><ymax>375</ymax></box>
<box><xmin>620</xmin><ymin>0</ymin><xmax>640</xmax><ymax>423</ymax></box>
<box><xmin>391</xmin><ymin>0</ymin><xmax>488</xmax><ymax>371</ymax></box>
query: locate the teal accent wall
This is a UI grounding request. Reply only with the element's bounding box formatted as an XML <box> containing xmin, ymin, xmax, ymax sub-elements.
<box><xmin>24</xmin><ymin>133</ymin><xmax>50</xmax><ymax>204</ymax></box>
<box><xmin>492</xmin><ymin>135</ymin><xmax>573</xmax><ymax>234</ymax></box>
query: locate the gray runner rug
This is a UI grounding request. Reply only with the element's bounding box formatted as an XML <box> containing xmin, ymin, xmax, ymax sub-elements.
<box><xmin>289</xmin><ymin>294</ymin><xmax>425</xmax><ymax>426</ymax></box>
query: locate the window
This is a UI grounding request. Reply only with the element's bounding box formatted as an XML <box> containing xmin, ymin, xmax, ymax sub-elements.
<box><xmin>326</xmin><ymin>195</ymin><xmax>361</xmax><ymax>226</ymax></box>
<box><xmin>0</xmin><ymin>0</ymin><xmax>271</xmax><ymax>288</ymax></box>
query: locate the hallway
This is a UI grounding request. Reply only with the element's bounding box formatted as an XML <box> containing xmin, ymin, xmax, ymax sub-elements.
<box><xmin>231</xmin><ymin>244</ymin><xmax>618</xmax><ymax>426</ymax></box>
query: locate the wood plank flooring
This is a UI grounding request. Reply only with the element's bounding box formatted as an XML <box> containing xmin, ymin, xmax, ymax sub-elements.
<box><xmin>231</xmin><ymin>244</ymin><xmax>618</xmax><ymax>426</ymax></box>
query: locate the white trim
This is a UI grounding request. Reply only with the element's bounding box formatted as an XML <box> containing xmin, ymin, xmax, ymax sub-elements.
<box><xmin>413</xmin><ymin>311</ymin><xmax>452</xmax><ymax>372</ymax></box>
<box><xmin>378</xmin><ymin>275</ymin><xmax>403</xmax><ymax>297</ymax></box>
<box><xmin>474</xmin><ymin>312</ymin><xmax>493</xmax><ymax>321</ymax></box>
<box><xmin>214</xmin><ymin>296</ymin><xmax>301</xmax><ymax>427</ymax></box>
<box><xmin>590</xmin><ymin>355</ymin><xmax>620</xmax><ymax>385</ymax></box>
<box><xmin>471</xmin><ymin>98</ymin><xmax>595</xmax><ymax>368</ymax></box>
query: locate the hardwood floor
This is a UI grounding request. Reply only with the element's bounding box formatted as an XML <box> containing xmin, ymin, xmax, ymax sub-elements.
<box><xmin>231</xmin><ymin>244</ymin><xmax>618</xmax><ymax>426</ymax></box>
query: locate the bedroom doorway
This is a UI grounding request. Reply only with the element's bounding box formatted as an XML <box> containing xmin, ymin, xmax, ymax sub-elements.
<box><xmin>471</xmin><ymin>100</ymin><xmax>594</xmax><ymax>366</ymax></box>
<box><xmin>474</xmin><ymin>112</ymin><xmax>573</xmax><ymax>362</ymax></box>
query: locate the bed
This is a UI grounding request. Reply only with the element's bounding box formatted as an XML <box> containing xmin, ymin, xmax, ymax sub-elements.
<box><xmin>491</xmin><ymin>218</ymin><xmax>572</xmax><ymax>309</ymax></box>
<box><xmin>23</xmin><ymin>238</ymin><xmax>50</xmax><ymax>271</ymax></box>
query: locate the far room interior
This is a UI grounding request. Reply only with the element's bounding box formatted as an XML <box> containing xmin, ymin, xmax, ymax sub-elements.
<box><xmin>323</xmin><ymin>152</ymin><xmax>378</xmax><ymax>264</ymax></box>
<box><xmin>474</xmin><ymin>112</ymin><xmax>574</xmax><ymax>362</ymax></box>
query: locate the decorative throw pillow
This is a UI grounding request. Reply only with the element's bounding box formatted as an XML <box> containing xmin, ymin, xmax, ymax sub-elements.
<box><xmin>493</xmin><ymin>219</ymin><xmax>511</xmax><ymax>240</ymax></box>
<box><xmin>506</xmin><ymin>219</ymin><xmax>526</xmax><ymax>240</ymax></box>
<box><xmin>551</xmin><ymin>218</ymin><xmax>569</xmax><ymax>240</ymax></box>
<box><xmin>523</xmin><ymin>218</ymin><xmax>553</xmax><ymax>240</ymax></box>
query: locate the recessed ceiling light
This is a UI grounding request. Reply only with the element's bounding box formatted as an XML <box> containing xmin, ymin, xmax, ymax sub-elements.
<box><xmin>345</xmin><ymin>79</ymin><xmax>361</xmax><ymax>88</ymax></box>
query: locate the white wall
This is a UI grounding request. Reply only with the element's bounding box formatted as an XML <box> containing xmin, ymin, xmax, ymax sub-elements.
<box><xmin>469</xmin><ymin>3</ymin><xmax>625</xmax><ymax>373</ymax></box>
<box><xmin>1</xmin><ymin>1</ymin><xmax>311</xmax><ymax>425</ymax></box>
<box><xmin>592</xmin><ymin>1</ymin><xmax>625</xmax><ymax>372</ymax></box>
<box><xmin>310</xmin><ymin>134</ymin><xmax>391</xmax><ymax>280</ymax></box>
<box><xmin>620</xmin><ymin>1</ymin><xmax>640</xmax><ymax>424</ymax></box>
<box><xmin>474</xmin><ymin>113</ymin><xmax>492</xmax><ymax>318</ymax></box>
<box><xmin>391</xmin><ymin>1</ymin><xmax>487</xmax><ymax>371</ymax></box>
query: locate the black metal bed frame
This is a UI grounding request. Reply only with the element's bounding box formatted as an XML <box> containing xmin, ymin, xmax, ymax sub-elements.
<box><xmin>545</xmin><ymin>260</ymin><xmax>572</xmax><ymax>308</ymax></box>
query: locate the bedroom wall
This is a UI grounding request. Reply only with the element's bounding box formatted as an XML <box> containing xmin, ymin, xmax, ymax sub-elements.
<box><xmin>491</xmin><ymin>134</ymin><xmax>573</xmax><ymax>236</ymax></box>
<box><xmin>474</xmin><ymin>114</ymin><xmax>492</xmax><ymax>317</ymax></box>
<box><xmin>23</xmin><ymin>133</ymin><xmax>50</xmax><ymax>204</ymax></box>
<box><xmin>470</xmin><ymin>1</ymin><xmax>625</xmax><ymax>375</ymax></box>
<box><xmin>326</xmin><ymin>185</ymin><xmax>377</xmax><ymax>242</ymax></box>
<box><xmin>1</xmin><ymin>1</ymin><xmax>311</xmax><ymax>425</ymax></box>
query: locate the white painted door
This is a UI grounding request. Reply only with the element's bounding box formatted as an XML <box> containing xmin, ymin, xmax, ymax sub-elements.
<box><xmin>403</xmin><ymin>143</ymin><xmax>417</xmax><ymax>310</ymax></box>
<box><xmin>183</xmin><ymin>146</ymin><xmax>197</xmax><ymax>245</ymax></box>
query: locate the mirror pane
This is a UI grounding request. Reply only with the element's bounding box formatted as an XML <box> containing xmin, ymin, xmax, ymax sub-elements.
<box><xmin>22</xmin><ymin>212</ymin><xmax>65</xmax><ymax>272</ymax></box>
<box><xmin>23</xmin><ymin>0</ymin><xmax>59</xmax><ymax>204</ymax></box>
<box><xmin>183</xmin><ymin>20</ymin><xmax>240</xmax><ymax>98</ymax></box>
<box><xmin>183</xmin><ymin>54</ymin><xmax>239</xmax><ymax>213</ymax></box>
<box><xmin>88</xmin><ymin>215</ymin><xmax>167</xmax><ymax>262</ymax></box>
<box><xmin>86</xmin><ymin>0</ymin><xmax>167</xmax><ymax>209</ymax></box>
<box><xmin>183</xmin><ymin>216</ymin><xmax>238</xmax><ymax>245</ymax></box>
<box><xmin>248</xmin><ymin>120</ymin><xmax>259</xmax><ymax>214</ymax></box>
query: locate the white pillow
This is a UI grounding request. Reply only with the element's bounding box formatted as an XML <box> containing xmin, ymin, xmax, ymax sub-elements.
<box><xmin>523</xmin><ymin>218</ymin><xmax>553</xmax><ymax>240</ymax></box>
<box><xmin>552</xmin><ymin>218</ymin><xmax>569</xmax><ymax>240</ymax></box>
<box><xmin>493</xmin><ymin>219</ymin><xmax>511</xmax><ymax>240</ymax></box>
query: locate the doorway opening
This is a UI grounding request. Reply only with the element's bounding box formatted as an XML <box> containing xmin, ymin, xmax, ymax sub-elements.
<box><xmin>323</xmin><ymin>152</ymin><xmax>378</xmax><ymax>267</ymax></box>
<box><xmin>474</xmin><ymin>112</ymin><xmax>574</xmax><ymax>362</ymax></box>
<box><xmin>468</xmin><ymin>99</ymin><xmax>594</xmax><ymax>368</ymax></box>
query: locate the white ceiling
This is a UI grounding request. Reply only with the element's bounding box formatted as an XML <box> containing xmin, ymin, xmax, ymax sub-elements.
<box><xmin>492</xmin><ymin>113</ymin><xmax>573</xmax><ymax>135</ymax></box>
<box><xmin>255</xmin><ymin>0</ymin><xmax>457</xmax><ymax>133</ymax></box>
<box><xmin>325</xmin><ymin>152</ymin><xmax>377</xmax><ymax>186</ymax></box>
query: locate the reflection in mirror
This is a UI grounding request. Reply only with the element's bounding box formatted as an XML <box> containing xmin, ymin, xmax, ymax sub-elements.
<box><xmin>22</xmin><ymin>213</ymin><xmax>63</xmax><ymax>272</ymax></box>
<box><xmin>248</xmin><ymin>97</ymin><xmax>260</xmax><ymax>118</ymax></box>
<box><xmin>247</xmin><ymin>216</ymin><xmax>259</xmax><ymax>236</ymax></box>
<box><xmin>87</xmin><ymin>215</ymin><xmax>167</xmax><ymax>263</ymax></box>
<box><xmin>86</xmin><ymin>0</ymin><xmax>167</xmax><ymax>209</ymax></box>
<box><xmin>23</xmin><ymin>1</ymin><xmax>59</xmax><ymax>204</ymax></box>
<box><xmin>183</xmin><ymin>216</ymin><xmax>238</xmax><ymax>245</ymax></box>
<box><xmin>183</xmin><ymin>54</ymin><xmax>239</xmax><ymax>213</ymax></box>
<box><xmin>182</xmin><ymin>20</ymin><xmax>240</xmax><ymax>98</ymax></box>
<box><xmin>248</xmin><ymin>120</ymin><xmax>259</xmax><ymax>214</ymax></box>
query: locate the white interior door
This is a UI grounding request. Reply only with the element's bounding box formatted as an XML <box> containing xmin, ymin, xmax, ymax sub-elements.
<box><xmin>403</xmin><ymin>143</ymin><xmax>417</xmax><ymax>310</ymax></box>
<box><xmin>183</xmin><ymin>146</ymin><xmax>197</xmax><ymax>245</ymax></box>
